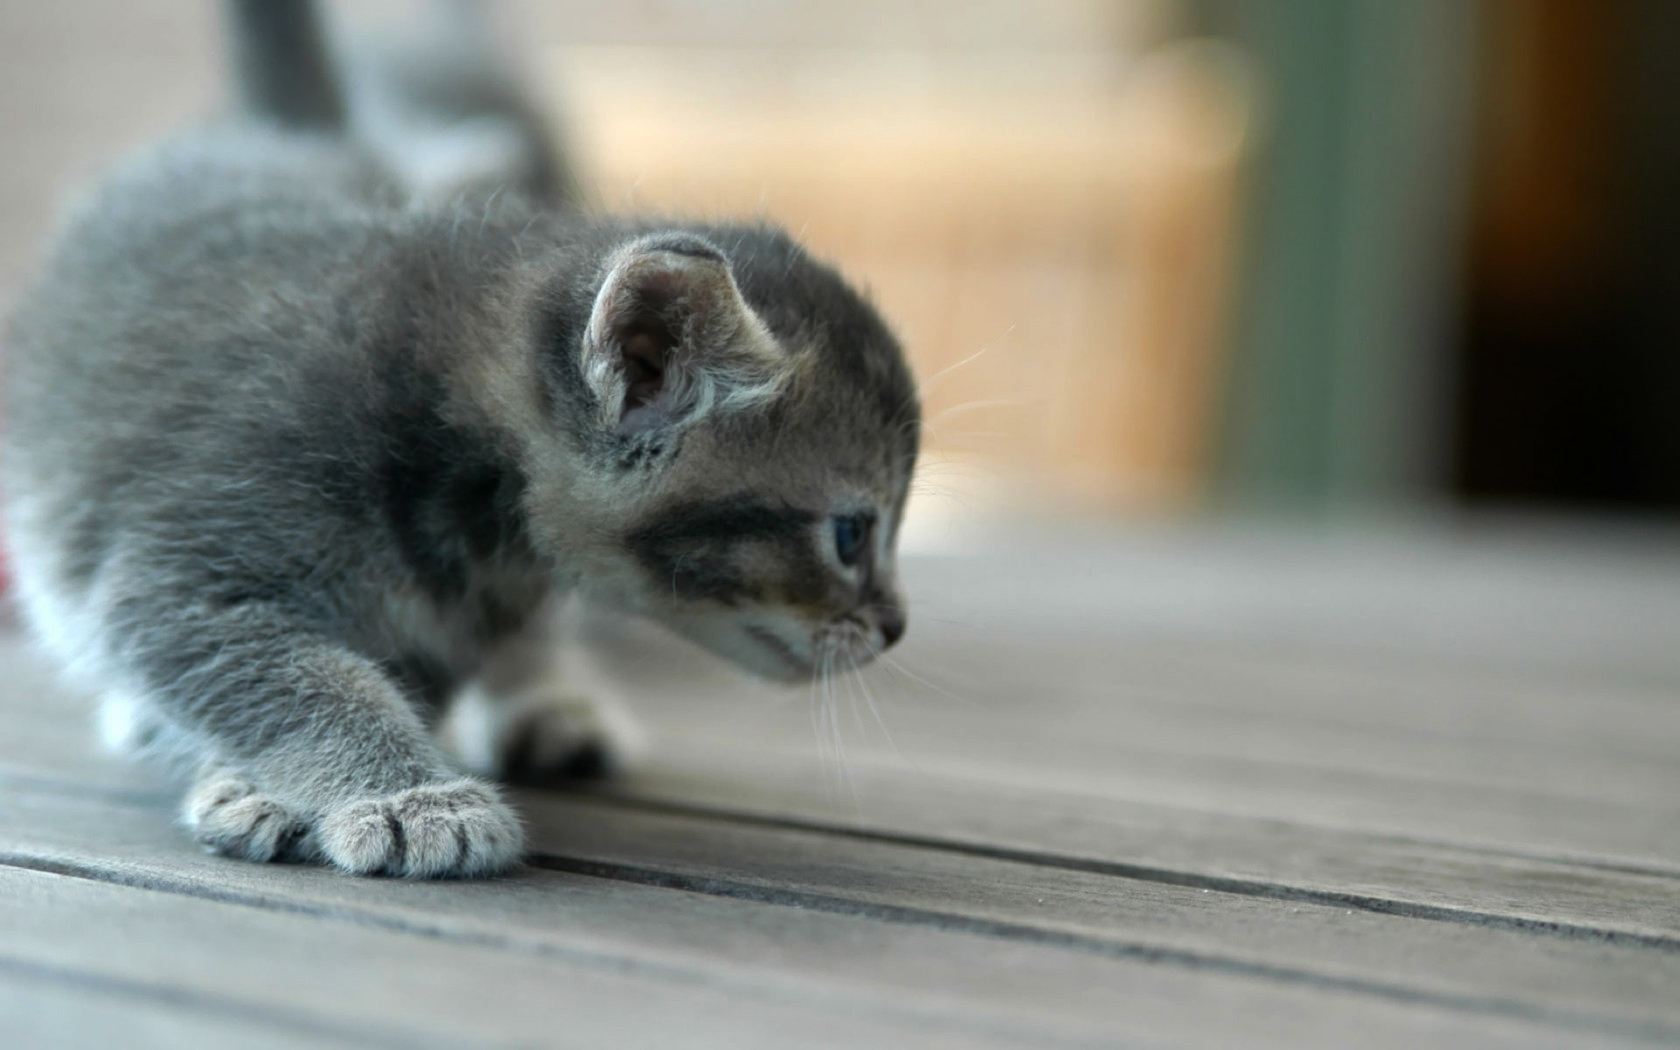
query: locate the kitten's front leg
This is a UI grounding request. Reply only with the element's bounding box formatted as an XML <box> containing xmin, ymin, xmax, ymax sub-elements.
<box><xmin>122</xmin><ymin>597</ymin><xmax>523</xmax><ymax>877</ymax></box>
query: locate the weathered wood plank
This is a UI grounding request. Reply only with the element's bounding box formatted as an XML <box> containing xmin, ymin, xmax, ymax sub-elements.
<box><xmin>889</xmin><ymin>525</ymin><xmax>1680</xmax><ymax>681</ymax></box>
<box><xmin>0</xmin><ymin>860</ymin><xmax>1105</xmax><ymax>1050</ymax></box>
<box><xmin>514</xmin><ymin>793</ymin><xmax>1680</xmax><ymax>1037</ymax></box>
<box><xmin>851</xmin><ymin>638</ymin><xmax>1680</xmax><ymax>789</ymax></box>
<box><xmin>586</xmin><ymin>748</ymin><xmax>1680</xmax><ymax>941</ymax></box>
<box><xmin>0</xmin><ymin>976</ymin><xmax>344</xmax><ymax>1050</ymax></box>
<box><xmin>609</xmin><ymin>634</ymin><xmax>1680</xmax><ymax>805</ymax></box>
<box><xmin>0</xmin><ymin>786</ymin><xmax>1655</xmax><ymax>1049</ymax></box>
<box><xmin>617</xmin><ymin>721</ymin><xmax>1680</xmax><ymax>869</ymax></box>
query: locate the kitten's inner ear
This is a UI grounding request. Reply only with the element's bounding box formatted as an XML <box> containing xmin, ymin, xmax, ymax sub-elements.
<box><xmin>583</xmin><ymin>234</ymin><xmax>786</xmax><ymax>436</ymax></box>
<box><xmin>619</xmin><ymin>323</ymin><xmax>674</xmax><ymax>416</ymax></box>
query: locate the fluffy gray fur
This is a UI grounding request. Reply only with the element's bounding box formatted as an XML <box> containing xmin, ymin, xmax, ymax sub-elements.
<box><xmin>2</xmin><ymin>1</ymin><xmax>918</xmax><ymax>878</ymax></box>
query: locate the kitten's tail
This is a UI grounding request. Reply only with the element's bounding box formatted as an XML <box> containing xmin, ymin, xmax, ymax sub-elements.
<box><xmin>221</xmin><ymin>0</ymin><xmax>579</xmax><ymax>207</ymax></box>
<box><xmin>223</xmin><ymin>0</ymin><xmax>347</xmax><ymax>131</ymax></box>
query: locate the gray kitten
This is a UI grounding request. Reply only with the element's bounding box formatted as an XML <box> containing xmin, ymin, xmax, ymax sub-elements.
<box><xmin>2</xmin><ymin>1</ymin><xmax>917</xmax><ymax>878</ymax></box>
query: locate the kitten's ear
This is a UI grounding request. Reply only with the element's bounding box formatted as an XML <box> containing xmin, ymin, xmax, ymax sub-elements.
<box><xmin>582</xmin><ymin>234</ymin><xmax>787</xmax><ymax>435</ymax></box>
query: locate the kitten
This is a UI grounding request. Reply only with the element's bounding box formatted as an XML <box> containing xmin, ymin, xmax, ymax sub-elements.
<box><xmin>1</xmin><ymin>0</ymin><xmax>918</xmax><ymax>878</ymax></box>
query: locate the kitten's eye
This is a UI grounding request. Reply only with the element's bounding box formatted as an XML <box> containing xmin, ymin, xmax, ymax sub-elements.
<box><xmin>832</xmin><ymin>513</ymin><xmax>871</xmax><ymax>568</ymax></box>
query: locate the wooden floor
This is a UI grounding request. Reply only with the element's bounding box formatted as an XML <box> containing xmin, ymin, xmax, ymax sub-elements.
<box><xmin>3</xmin><ymin>520</ymin><xmax>1679</xmax><ymax>1048</ymax></box>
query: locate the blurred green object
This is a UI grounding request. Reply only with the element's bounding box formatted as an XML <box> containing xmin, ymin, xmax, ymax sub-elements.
<box><xmin>1212</xmin><ymin>0</ymin><xmax>1479</xmax><ymax>511</ymax></box>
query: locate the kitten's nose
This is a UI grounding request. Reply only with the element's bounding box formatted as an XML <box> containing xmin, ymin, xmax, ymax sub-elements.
<box><xmin>876</xmin><ymin>603</ymin><xmax>906</xmax><ymax>649</ymax></box>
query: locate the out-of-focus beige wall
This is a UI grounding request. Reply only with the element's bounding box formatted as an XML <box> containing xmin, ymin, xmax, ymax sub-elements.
<box><xmin>0</xmin><ymin>4</ymin><xmax>218</xmax><ymax>292</ymax></box>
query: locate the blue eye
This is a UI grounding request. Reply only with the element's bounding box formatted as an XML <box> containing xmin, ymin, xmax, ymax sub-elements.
<box><xmin>832</xmin><ymin>514</ymin><xmax>871</xmax><ymax>567</ymax></box>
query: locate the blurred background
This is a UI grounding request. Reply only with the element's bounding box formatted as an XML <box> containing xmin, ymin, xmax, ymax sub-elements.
<box><xmin>3</xmin><ymin>0</ymin><xmax>1678</xmax><ymax>534</ymax></box>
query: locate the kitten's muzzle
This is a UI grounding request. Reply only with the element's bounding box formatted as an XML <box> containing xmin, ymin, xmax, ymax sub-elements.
<box><xmin>835</xmin><ymin>596</ymin><xmax>906</xmax><ymax>659</ymax></box>
<box><xmin>861</xmin><ymin>581</ymin><xmax>907</xmax><ymax>652</ymax></box>
<box><xmin>875</xmin><ymin>603</ymin><xmax>906</xmax><ymax>649</ymax></box>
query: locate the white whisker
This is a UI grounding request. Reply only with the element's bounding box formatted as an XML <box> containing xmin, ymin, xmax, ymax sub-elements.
<box><xmin>917</xmin><ymin>345</ymin><xmax>990</xmax><ymax>396</ymax></box>
<box><xmin>923</xmin><ymin>398</ymin><xmax>1022</xmax><ymax>427</ymax></box>
<box><xmin>878</xmin><ymin>650</ymin><xmax>976</xmax><ymax>709</ymax></box>
<box><xmin>850</xmin><ymin>649</ymin><xmax>906</xmax><ymax>766</ymax></box>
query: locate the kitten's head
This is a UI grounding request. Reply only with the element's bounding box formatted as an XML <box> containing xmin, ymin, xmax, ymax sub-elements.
<box><xmin>519</xmin><ymin>225</ymin><xmax>918</xmax><ymax>682</ymax></box>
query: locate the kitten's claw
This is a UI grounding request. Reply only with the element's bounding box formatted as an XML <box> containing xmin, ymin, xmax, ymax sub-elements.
<box><xmin>317</xmin><ymin>778</ymin><xmax>523</xmax><ymax>878</ymax></box>
<box><xmin>185</xmin><ymin>772</ymin><xmax>309</xmax><ymax>863</ymax></box>
<box><xmin>497</xmin><ymin>699</ymin><xmax>619</xmax><ymax>784</ymax></box>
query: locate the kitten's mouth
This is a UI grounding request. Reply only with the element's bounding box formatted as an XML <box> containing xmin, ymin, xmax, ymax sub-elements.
<box><xmin>745</xmin><ymin>625</ymin><xmax>813</xmax><ymax>677</ymax></box>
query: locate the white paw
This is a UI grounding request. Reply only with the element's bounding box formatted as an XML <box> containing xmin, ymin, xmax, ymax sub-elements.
<box><xmin>184</xmin><ymin>772</ymin><xmax>308</xmax><ymax>863</ymax></box>
<box><xmin>495</xmin><ymin>698</ymin><xmax>623</xmax><ymax>784</ymax></box>
<box><xmin>316</xmin><ymin>778</ymin><xmax>524</xmax><ymax>878</ymax></box>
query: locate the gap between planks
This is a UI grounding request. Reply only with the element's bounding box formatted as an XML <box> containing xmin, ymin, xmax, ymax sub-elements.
<box><xmin>0</xmin><ymin>954</ymin><xmax>422</xmax><ymax>1050</ymax></box>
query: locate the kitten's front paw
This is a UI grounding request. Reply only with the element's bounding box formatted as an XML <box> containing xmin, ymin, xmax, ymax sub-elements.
<box><xmin>317</xmin><ymin>779</ymin><xmax>523</xmax><ymax>878</ymax></box>
<box><xmin>185</xmin><ymin>771</ymin><xmax>309</xmax><ymax>863</ymax></box>
<box><xmin>497</xmin><ymin>699</ymin><xmax>619</xmax><ymax>784</ymax></box>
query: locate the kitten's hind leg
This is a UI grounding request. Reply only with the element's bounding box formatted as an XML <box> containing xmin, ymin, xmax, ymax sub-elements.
<box><xmin>457</xmin><ymin>689</ymin><xmax>619</xmax><ymax>784</ymax></box>
<box><xmin>445</xmin><ymin>602</ymin><xmax>641</xmax><ymax>786</ymax></box>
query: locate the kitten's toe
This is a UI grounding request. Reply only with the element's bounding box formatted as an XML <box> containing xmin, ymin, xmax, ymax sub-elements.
<box><xmin>185</xmin><ymin>773</ymin><xmax>308</xmax><ymax>863</ymax></box>
<box><xmin>498</xmin><ymin>699</ymin><xmax>620</xmax><ymax>784</ymax></box>
<box><xmin>317</xmin><ymin>778</ymin><xmax>523</xmax><ymax>878</ymax></box>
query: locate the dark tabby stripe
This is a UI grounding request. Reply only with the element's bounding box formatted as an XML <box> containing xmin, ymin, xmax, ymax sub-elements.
<box><xmin>627</xmin><ymin>496</ymin><xmax>816</xmax><ymax>605</ymax></box>
<box><xmin>633</xmin><ymin>497</ymin><xmax>816</xmax><ymax>546</ymax></box>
